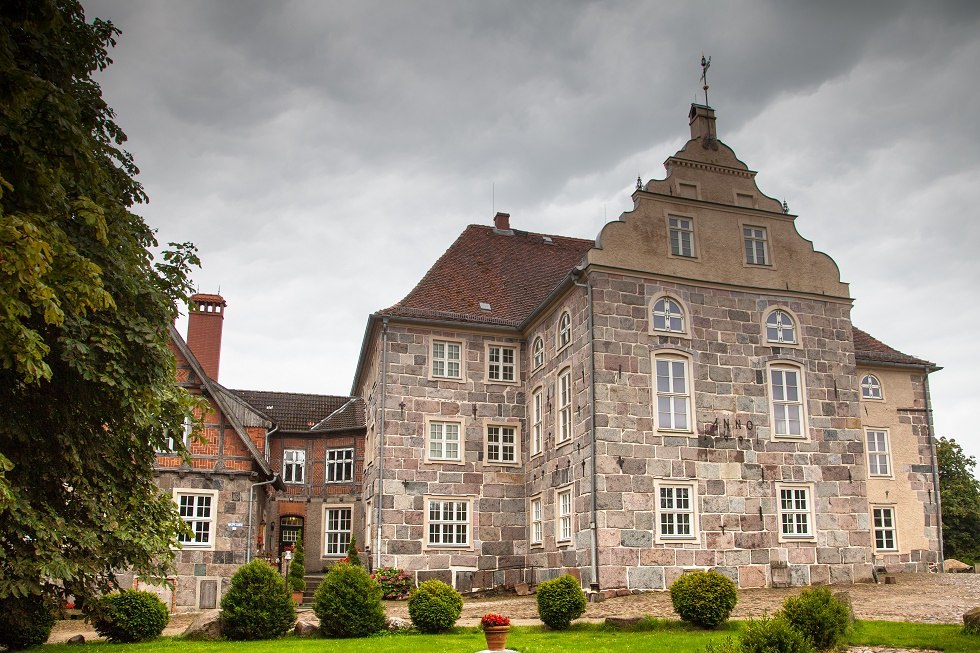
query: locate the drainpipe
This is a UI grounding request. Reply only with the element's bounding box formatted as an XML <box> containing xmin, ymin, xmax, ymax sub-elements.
<box><xmin>264</xmin><ymin>424</ymin><xmax>280</xmax><ymax>466</ymax></box>
<box><xmin>375</xmin><ymin>318</ymin><xmax>390</xmax><ymax>570</ymax></box>
<box><xmin>572</xmin><ymin>268</ymin><xmax>599</xmax><ymax>591</ymax></box>
<box><xmin>247</xmin><ymin>475</ymin><xmax>278</xmax><ymax>563</ymax></box>
<box><xmin>924</xmin><ymin>368</ymin><xmax>944</xmax><ymax>572</ymax></box>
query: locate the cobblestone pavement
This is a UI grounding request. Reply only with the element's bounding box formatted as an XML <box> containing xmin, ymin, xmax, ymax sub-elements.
<box><xmin>48</xmin><ymin>573</ymin><xmax>979</xmax><ymax>646</ymax></box>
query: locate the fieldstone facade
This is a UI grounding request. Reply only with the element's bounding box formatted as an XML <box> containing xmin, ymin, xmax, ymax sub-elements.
<box><xmin>353</xmin><ymin>104</ymin><xmax>941</xmax><ymax>591</ymax></box>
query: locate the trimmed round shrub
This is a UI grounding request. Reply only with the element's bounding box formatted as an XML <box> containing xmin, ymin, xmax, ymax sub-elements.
<box><xmin>781</xmin><ymin>587</ymin><xmax>851</xmax><ymax>651</ymax></box>
<box><xmin>740</xmin><ymin>615</ymin><xmax>815</xmax><ymax>653</ymax></box>
<box><xmin>220</xmin><ymin>560</ymin><xmax>296</xmax><ymax>640</ymax></box>
<box><xmin>407</xmin><ymin>579</ymin><xmax>463</xmax><ymax>633</ymax></box>
<box><xmin>536</xmin><ymin>574</ymin><xmax>587</xmax><ymax>630</ymax></box>
<box><xmin>91</xmin><ymin>590</ymin><xmax>169</xmax><ymax>643</ymax></box>
<box><xmin>669</xmin><ymin>570</ymin><xmax>738</xmax><ymax>628</ymax></box>
<box><xmin>373</xmin><ymin>566</ymin><xmax>414</xmax><ymax>600</ymax></box>
<box><xmin>313</xmin><ymin>562</ymin><xmax>386</xmax><ymax>638</ymax></box>
<box><xmin>0</xmin><ymin>594</ymin><xmax>55</xmax><ymax>650</ymax></box>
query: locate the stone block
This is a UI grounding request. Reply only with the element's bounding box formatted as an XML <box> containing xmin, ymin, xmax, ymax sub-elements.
<box><xmin>621</xmin><ymin>530</ymin><xmax>653</xmax><ymax>547</ymax></box>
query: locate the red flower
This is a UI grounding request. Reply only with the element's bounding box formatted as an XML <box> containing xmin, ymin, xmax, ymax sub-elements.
<box><xmin>481</xmin><ymin>613</ymin><xmax>510</xmax><ymax>628</ymax></box>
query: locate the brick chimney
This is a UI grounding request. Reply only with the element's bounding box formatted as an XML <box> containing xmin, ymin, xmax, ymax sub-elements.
<box><xmin>688</xmin><ymin>103</ymin><xmax>717</xmax><ymax>143</ymax></box>
<box><xmin>493</xmin><ymin>212</ymin><xmax>511</xmax><ymax>231</ymax></box>
<box><xmin>186</xmin><ymin>293</ymin><xmax>226</xmax><ymax>380</ymax></box>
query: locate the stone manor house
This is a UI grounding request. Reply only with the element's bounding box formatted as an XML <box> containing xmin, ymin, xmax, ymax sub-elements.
<box><xmin>152</xmin><ymin>103</ymin><xmax>941</xmax><ymax>609</ymax></box>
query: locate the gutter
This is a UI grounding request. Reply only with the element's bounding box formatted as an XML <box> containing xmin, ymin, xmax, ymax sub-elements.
<box><xmin>375</xmin><ymin>317</ymin><xmax>390</xmax><ymax>570</ymax></box>
<box><xmin>923</xmin><ymin>367</ymin><xmax>945</xmax><ymax>571</ymax></box>
<box><xmin>571</xmin><ymin>266</ymin><xmax>600</xmax><ymax>591</ymax></box>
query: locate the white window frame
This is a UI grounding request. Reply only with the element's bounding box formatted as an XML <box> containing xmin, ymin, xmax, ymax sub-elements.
<box><xmin>866</xmin><ymin>429</ymin><xmax>892</xmax><ymax>477</ymax></box>
<box><xmin>872</xmin><ymin>506</ymin><xmax>898</xmax><ymax>552</ymax></box>
<box><xmin>653</xmin><ymin>351</ymin><xmax>692</xmax><ymax>433</ymax></box>
<box><xmin>776</xmin><ymin>484</ymin><xmax>815</xmax><ymax>541</ymax></box>
<box><xmin>531</xmin><ymin>387</ymin><xmax>543</xmax><ymax>457</ymax></box>
<box><xmin>424</xmin><ymin>496</ymin><xmax>473</xmax><ymax>550</ymax></box>
<box><xmin>283</xmin><ymin>448</ymin><xmax>306</xmax><ymax>484</ymax></box>
<box><xmin>430</xmin><ymin>338</ymin><xmax>463</xmax><ymax>380</ymax></box>
<box><xmin>667</xmin><ymin>215</ymin><xmax>696</xmax><ymax>258</ymax></box>
<box><xmin>485</xmin><ymin>422</ymin><xmax>520</xmax><ymax>465</ymax></box>
<box><xmin>486</xmin><ymin>343</ymin><xmax>518</xmax><ymax>384</ymax></box>
<box><xmin>323</xmin><ymin>505</ymin><xmax>352</xmax><ymax>556</ymax></box>
<box><xmin>424</xmin><ymin>417</ymin><xmax>464</xmax><ymax>464</ymax></box>
<box><xmin>743</xmin><ymin>225</ymin><xmax>770</xmax><ymax>266</ymax></box>
<box><xmin>764</xmin><ymin>308</ymin><xmax>798</xmax><ymax>345</ymax></box>
<box><xmin>326</xmin><ymin>447</ymin><xmax>354</xmax><ymax>483</ymax></box>
<box><xmin>174</xmin><ymin>489</ymin><xmax>218</xmax><ymax>550</ymax></box>
<box><xmin>557</xmin><ymin>368</ymin><xmax>572</xmax><ymax>445</ymax></box>
<box><xmin>650</xmin><ymin>294</ymin><xmax>688</xmax><ymax>336</ymax></box>
<box><xmin>861</xmin><ymin>374</ymin><xmax>884</xmax><ymax>400</ymax></box>
<box><xmin>530</xmin><ymin>495</ymin><xmax>543</xmax><ymax>546</ymax></box>
<box><xmin>654</xmin><ymin>480</ymin><xmax>699</xmax><ymax>542</ymax></box>
<box><xmin>556</xmin><ymin>487</ymin><xmax>573</xmax><ymax>544</ymax></box>
<box><xmin>768</xmin><ymin>362</ymin><xmax>807</xmax><ymax>439</ymax></box>
<box><xmin>158</xmin><ymin>417</ymin><xmax>193</xmax><ymax>454</ymax></box>
<box><xmin>557</xmin><ymin>311</ymin><xmax>571</xmax><ymax>351</ymax></box>
<box><xmin>532</xmin><ymin>336</ymin><xmax>545</xmax><ymax>370</ymax></box>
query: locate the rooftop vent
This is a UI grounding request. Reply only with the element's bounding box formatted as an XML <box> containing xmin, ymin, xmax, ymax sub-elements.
<box><xmin>479</xmin><ymin>302</ymin><xmax>492</xmax><ymax>311</ymax></box>
<box><xmin>542</xmin><ymin>236</ymin><xmax>553</xmax><ymax>244</ymax></box>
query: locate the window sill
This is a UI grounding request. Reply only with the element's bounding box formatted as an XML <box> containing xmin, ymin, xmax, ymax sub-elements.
<box><xmin>423</xmin><ymin>459</ymin><xmax>465</xmax><ymax>466</ymax></box>
<box><xmin>485</xmin><ymin>461</ymin><xmax>521</xmax><ymax>468</ymax></box>
<box><xmin>423</xmin><ymin>545</ymin><xmax>473</xmax><ymax>552</ymax></box>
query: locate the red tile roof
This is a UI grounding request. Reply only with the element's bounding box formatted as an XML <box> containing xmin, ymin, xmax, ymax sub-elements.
<box><xmin>380</xmin><ymin>225</ymin><xmax>594</xmax><ymax>327</ymax></box>
<box><xmin>852</xmin><ymin>327</ymin><xmax>936</xmax><ymax>369</ymax></box>
<box><xmin>230</xmin><ymin>389</ymin><xmax>365</xmax><ymax>432</ymax></box>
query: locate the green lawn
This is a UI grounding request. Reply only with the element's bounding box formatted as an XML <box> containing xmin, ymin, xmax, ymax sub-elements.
<box><xmin>41</xmin><ymin>621</ymin><xmax>977</xmax><ymax>652</ymax></box>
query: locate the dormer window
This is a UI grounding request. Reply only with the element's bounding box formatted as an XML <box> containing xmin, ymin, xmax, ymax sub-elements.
<box><xmin>765</xmin><ymin>309</ymin><xmax>797</xmax><ymax>344</ymax></box>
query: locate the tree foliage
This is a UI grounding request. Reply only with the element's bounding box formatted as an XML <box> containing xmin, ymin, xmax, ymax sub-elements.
<box><xmin>0</xmin><ymin>0</ymin><xmax>200</xmax><ymax>607</ymax></box>
<box><xmin>937</xmin><ymin>437</ymin><xmax>980</xmax><ymax>564</ymax></box>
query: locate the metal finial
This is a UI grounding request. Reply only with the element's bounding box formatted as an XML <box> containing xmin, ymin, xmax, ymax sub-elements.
<box><xmin>636</xmin><ymin>176</ymin><xmax>642</xmax><ymax>190</ymax></box>
<box><xmin>782</xmin><ymin>199</ymin><xmax>790</xmax><ymax>214</ymax></box>
<box><xmin>700</xmin><ymin>54</ymin><xmax>711</xmax><ymax>107</ymax></box>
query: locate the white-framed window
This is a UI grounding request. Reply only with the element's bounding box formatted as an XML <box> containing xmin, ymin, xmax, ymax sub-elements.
<box><xmin>866</xmin><ymin>429</ymin><xmax>891</xmax><ymax>477</ymax></box>
<box><xmin>283</xmin><ymin>448</ymin><xmax>306</xmax><ymax>484</ymax></box>
<box><xmin>530</xmin><ymin>496</ymin><xmax>543</xmax><ymax>546</ymax></box>
<box><xmin>531</xmin><ymin>387</ymin><xmax>543</xmax><ymax>456</ymax></box>
<box><xmin>425</xmin><ymin>418</ymin><xmax>463</xmax><ymax>463</ymax></box>
<box><xmin>557</xmin><ymin>368</ymin><xmax>572</xmax><ymax>444</ymax></box>
<box><xmin>861</xmin><ymin>374</ymin><xmax>883</xmax><ymax>400</ymax></box>
<box><xmin>324</xmin><ymin>506</ymin><xmax>352</xmax><ymax>556</ymax></box>
<box><xmin>487</xmin><ymin>344</ymin><xmax>517</xmax><ymax>383</ymax></box>
<box><xmin>486</xmin><ymin>423</ymin><xmax>518</xmax><ymax>464</ymax></box>
<box><xmin>532</xmin><ymin>336</ymin><xmax>544</xmax><ymax>370</ymax></box>
<box><xmin>654</xmin><ymin>352</ymin><xmax>691</xmax><ymax>432</ymax></box>
<box><xmin>652</xmin><ymin>296</ymin><xmax>686</xmax><ymax>334</ymax></box>
<box><xmin>426</xmin><ymin>497</ymin><xmax>471</xmax><ymax>548</ymax></box>
<box><xmin>657</xmin><ymin>483</ymin><xmax>697</xmax><ymax>540</ymax></box>
<box><xmin>765</xmin><ymin>309</ymin><xmax>797</xmax><ymax>344</ymax></box>
<box><xmin>668</xmin><ymin>216</ymin><xmax>695</xmax><ymax>258</ymax></box>
<box><xmin>743</xmin><ymin>225</ymin><xmax>769</xmax><ymax>265</ymax></box>
<box><xmin>326</xmin><ymin>448</ymin><xmax>354</xmax><ymax>482</ymax></box>
<box><xmin>158</xmin><ymin>417</ymin><xmax>193</xmax><ymax>453</ymax></box>
<box><xmin>431</xmin><ymin>339</ymin><xmax>462</xmax><ymax>379</ymax></box>
<box><xmin>175</xmin><ymin>489</ymin><xmax>218</xmax><ymax>549</ymax></box>
<box><xmin>777</xmin><ymin>484</ymin><xmax>814</xmax><ymax>539</ymax></box>
<box><xmin>769</xmin><ymin>363</ymin><xmax>805</xmax><ymax>438</ymax></box>
<box><xmin>556</xmin><ymin>488</ymin><xmax>572</xmax><ymax>543</ymax></box>
<box><xmin>872</xmin><ymin>506</ymin><xmax>898</xmax><ymax>551</ymax></box>
<box><xmin>557</xmin><ymin>311</ymin><xmax>571</xmax><ymax>350</ymax></box>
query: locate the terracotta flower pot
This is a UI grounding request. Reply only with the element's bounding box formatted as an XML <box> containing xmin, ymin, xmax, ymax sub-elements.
<box><xmin>291</xmin><ymin>590</ymin><xmax>304</xmax><ymax>605</ymax></box>
<box><xmin>483</xmin><ymin>625</ymin><xmax>510</xmax><ymax>650</ymax></box>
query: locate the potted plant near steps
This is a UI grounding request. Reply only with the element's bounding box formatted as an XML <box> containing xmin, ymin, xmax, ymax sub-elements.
<box><xmin>481</xmin><ymin>613</ymin><xmax>511</xmax><ymax>651</ymax></box>
<box><xmin>288</xmin><ymin>542</ymin><xmax>306</xmax><ymax>604</ymax></box>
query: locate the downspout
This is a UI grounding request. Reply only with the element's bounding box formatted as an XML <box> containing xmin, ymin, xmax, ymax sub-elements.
<box><xmin>924</xmin><ymin>368</ymin><xmax>944</xmax><ymax>571</ymax></box>
<box><xmin>572</xmin><ymin>267</ymin><xmax>599</xmax><ymax>591</ymax></box>
<box><xmin>375</xmin><ymin>318</ymin><xmax>390</xmax><ymax>570</ymax></box>
<box><xmin>247</xmin><ymin>475</ymin><xmax>278</xmax><ymax>563</ymax></box>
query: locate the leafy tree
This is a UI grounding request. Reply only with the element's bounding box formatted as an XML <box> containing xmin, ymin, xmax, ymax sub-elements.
<box><xmin>0</xmin><ymin>0</ymin><xmax>200</xmax><ymax>611</ymax></box>
<box><xmin>937</xmin><ymin>437</ymin><xmax>980</xmax><ymax>564</ymax></box>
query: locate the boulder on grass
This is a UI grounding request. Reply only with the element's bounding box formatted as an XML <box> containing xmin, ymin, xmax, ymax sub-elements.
<box><xmin>386</xmin><ymin>616</ymin><xmax>411</xmax><ymax>632</ymax></box>
<box><xmin>67</xmin><ymin>635</ymin><xmax>85</xmax><ymax>645</ymax></box>
<box><xmin>963</xmin><ymin>606</ymin><xmax>980</xmax><ymax>634</ymax></box>
<box><xmin>183</xmin><ymin>610</ymin><xmax>222</xmax><ymax>640</ymax></box>
<box><xmin>294</xmin><ymin>612</ymin><xmax>320</xmax><ymax>637</ymax></box>
<box><xmin>945</xmin><ymin>559</ymin><xmax>971</xmax><ymax>573</ymax></box>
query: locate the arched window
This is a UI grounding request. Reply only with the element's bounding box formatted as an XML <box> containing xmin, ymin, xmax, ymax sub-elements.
<box><xmin>532</xmin><ymin>336</ymin><xmax>544</xmax><ymax>369</ymax></box>
<box><xmin>861</xmin><ymin>374</ymin><xmax>883</xmax><ymax>400</ymax></box>
<box><xmin>557</xmin><ymin>311</ymin><xmax>571</xmax><ymax>350</ymax></box>
<box><xmin>765</xmin><ymin>309</ymin><xmax>797</xmax><ymax>344</ymax></box>
<box><xmin>652</xmin><ymin>297</ymin><xmax>685</xmax><ymax>333</ymax></box>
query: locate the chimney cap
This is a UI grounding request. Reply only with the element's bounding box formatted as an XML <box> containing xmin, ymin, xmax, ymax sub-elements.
<box><xmin>190</xmin><ymin>292</ymin><xmax>226</xmax><ymax>306</ymax></box>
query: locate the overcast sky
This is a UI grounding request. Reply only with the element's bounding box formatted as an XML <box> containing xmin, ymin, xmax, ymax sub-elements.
<box><xmin>86</xmin><ymin>1</ymin><xmax>979</xmax><ymax>459</ymax></box>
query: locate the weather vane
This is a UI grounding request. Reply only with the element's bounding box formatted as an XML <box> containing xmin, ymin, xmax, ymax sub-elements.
<box><xmin>700</xmin><ymin>54</ymin><xmax>711</xmax><ymax>107</ymax></box>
